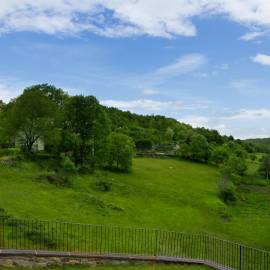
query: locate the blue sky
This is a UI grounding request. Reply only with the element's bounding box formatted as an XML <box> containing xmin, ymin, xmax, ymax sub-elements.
<box><xmin>1</xmin><ymin>1</ymin><xmax>270</xmax><ymax>139</ymax></box>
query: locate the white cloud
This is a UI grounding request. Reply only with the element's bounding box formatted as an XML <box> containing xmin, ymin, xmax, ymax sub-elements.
<box><xmin>101</xmin><ymin>99</ymin><xmax>183</xmax><ymax>112</ymax></box>
<box><xmin>0</xmin><ymin>78</ymin><xmax>25</xmax><ymax>102</ymax></box>
<box><xmin>142</xmin><ymin>88</ymin><xmax>160</xmax><ymax>95</ymax></box>
<box><xmin>178</xmin><ymin>115</ymin><xmax>210</xmax><ymax>128</ymax></box>
<box><xmin>240</xmin><ymin>31</ymin><xmax>266</xmax><ymax>41</ymax></box>
<box><xmin>216</xmin><ymin>63</ymin><xmax>229</xmax><ymax>70</ymax></box>
<box><xmin>251</xmin><ymin>54</ymin><xmax>270</xmax><ymax>66</ymax></box>
<box><xmin>179</xmin><ymin>108</ymin><xmax>270</xmax><ymax>139</ymax></box>
<box><xmin>1</xmin><ymin>1</ymin><xmax>270</xmax><ymax>38</ymax></box>
<box><xmin>224</xmin><ymin>108</ymin><xmax>270</xmax><ymax>120</ymax></box>
<box><xmin>230</xmin><ymin>79</ymin><xmax>255</xmax><ymax>90</ymax></box>
<box><xmin>154</xmin><ymin>54</ymin><xmax>207</xmax><ymax>79</ymax></box>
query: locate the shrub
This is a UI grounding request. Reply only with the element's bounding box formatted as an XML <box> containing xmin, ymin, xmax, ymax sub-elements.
<box><xmin>222</xmin><ymin>155</ymin><xmax>247</xmax><ymax>177</ymax></box>
<box><xmin>0</xmin><ymin>148</ymin><xmax>20</xmax><ymax>157</ymax></box>
<box><xmin>60</xmin><ymin>153</ymin><xmax>76</xmax><ymax>173</ymax></box>
<box><xmin>218</xmin><ymin>178</ymin><xmax>237</xmax><ymax>204</ymax></box>
<box><xmin>46</xmin><ymin>174</ymin><xmax>71</xmax><ymax>187</ymax></box>
<box><xmin>0</xmin><ymin>208</ymin><xmax>9</xmax><ymax>218</ymax></box>
<box><xmin>77</xmin><ymin>165</ymin><xmax>94</xmax><ymax>174</ymax></box>
<box><xmin>177</xmin><ymin>134</ymin><xmax>210</xmax><ymax>163</ymax></box>
<box><xmin>211</xmin><ymin>145</ymin><xmax>229</xmax><ymax>165</ymax></box>
<box><xmin>95</xmin><ymin>180</ymin><xmax>112</xmax><ymax>192</ymax></box>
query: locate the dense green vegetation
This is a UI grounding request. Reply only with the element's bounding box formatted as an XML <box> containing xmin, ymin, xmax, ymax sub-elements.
<box><xmin>0</xmin><ymin>84</ymin><xmax>258</xmax><ymax>173</ymax></box>
<box><xmin>245</xmin><ymin>138</ymin><xmax>270</xmax><ymax>153</ymax></box>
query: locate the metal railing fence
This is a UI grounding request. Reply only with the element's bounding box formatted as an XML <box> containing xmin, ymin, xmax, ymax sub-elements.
<box><xmin>0</xmin><ymin>218</ymin><xmax>269</xmax><ymax>270</ymax></box>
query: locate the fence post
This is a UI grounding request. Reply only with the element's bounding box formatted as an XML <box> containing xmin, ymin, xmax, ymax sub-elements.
<box><xmin>239</xmin><ymin>245</ymin><xmax>242</xmax><ymax>270</ymax></box>
<box><xmin>203</xmin><ymin>234</ymin><xmax>207</xmax><ymax>262</ymax></box>
<box><xmin>154</xmin><ymin>229</ymin><xmax>158</xmax><ymax>257</ymax></box>
<box><xmin>0</xmin><ymin>218</ymin><xmax>3</xmax><ymax>248</ymax></box>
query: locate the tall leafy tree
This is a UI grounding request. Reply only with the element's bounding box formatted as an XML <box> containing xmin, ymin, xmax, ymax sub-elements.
<box><xmin>258</xmin><ymin>155</ymin><xmax>270</xmax><ymax>180</ymax></box>
<box><xmin>3</xmin><ymin>87</ymin><xmax>57</xmax><ymax>152</ymax></box>
<box><xmin>105</xmin><ymin>132</ymin><xmax>135</xmax><ymax>172</ymax></box>
<box><xmin>178</xmin><ymin>134</ymin><xmax>210</xmax><ymax>163</ymax></box>
<box><xmin>0</xmin><ymin>101</ymin><xmax>9</xmax><ymax>147</ymax></box>
<box><xmin>63</xmin><ymin>95</ymin><xmax>110</xmax><ymax>166</ymax></box>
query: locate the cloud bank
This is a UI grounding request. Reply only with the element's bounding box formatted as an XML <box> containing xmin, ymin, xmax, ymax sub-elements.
<box><xmin>1</xmin><ymin>1</ymin><xmax>270</xmax><ymax>38</ymax></box>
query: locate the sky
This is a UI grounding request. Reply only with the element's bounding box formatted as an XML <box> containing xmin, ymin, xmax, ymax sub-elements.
<box><xmin>0</xmin><ymin>1</ymin><xmax>270</xmax><ymax>139</ymax></box>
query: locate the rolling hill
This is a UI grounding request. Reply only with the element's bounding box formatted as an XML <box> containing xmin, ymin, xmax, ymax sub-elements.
<box><xmin>0</xmin><ymin>157</ymin><xmax>269</xmax><ymax>251</ymax></box>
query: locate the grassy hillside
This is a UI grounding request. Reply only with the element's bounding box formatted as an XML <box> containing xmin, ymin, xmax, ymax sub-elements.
<box><xmin>0</xmin><ymin>157</ymin><xmax>270</xmax><ymax>250</ymax></box>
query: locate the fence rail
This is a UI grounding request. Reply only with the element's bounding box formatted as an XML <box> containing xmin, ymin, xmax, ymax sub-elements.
<box><xmin>0</xmin><ymin>218</ymin><xmax>269</xmax><ymax>270</ymax></box>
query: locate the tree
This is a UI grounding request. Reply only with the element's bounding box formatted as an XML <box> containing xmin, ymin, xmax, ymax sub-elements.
<box><xmin>63</xmin><ymin>95</ymin><xmax>110</xmax><ymax>166</ymax></box>
<box><xmin>211</xmin><ymin>145</ymin><xmax>229</xmax><ymax>165</ymax></box>
<box><xmin>224</xmin><ymin>155</ymin><xmax>247</xmax><ymax>176</ymax></box>
<box><xmin>106</xmin><ymin>132</ymin><xmax>135</xmax><ymax>172</ymax></box>
<box><xmin>258</xmin><ymin>155</ymin><xmax>270</xmax><ymax>180</ymax></box>
<box><xmin>164</xmin><ymin>127</ymin><xmax>174</xmax><ymax>144</ymax></box>
<box><xmin>26</xmin><ymin>84</ymin><xmax>69</xmax><ymax>153</ymax></box>
<box><xmin>218</xmin><ymin>177</ymin><xmax>237</xmax><ymax>204</ymax></box>
<box><xmin>3</xmin><ymin>87</ymin><xmax>57</xmax><ymax>152</ymax></box>
<box><xmin>178</xmin><ymin>134</ymin><xmax>210</xmax><ymax>162</ymax></box>
<box><xmin>0</xmin><ymin>101</ymin><xmax>8</xmax><ymax>147</ymax></box>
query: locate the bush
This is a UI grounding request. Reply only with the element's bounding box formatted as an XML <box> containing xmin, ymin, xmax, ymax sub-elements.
<box><xmin>211</xmin><ymin>145</ymin><xmax>229</xmax><ymax>165</ymax></box>
<box><xmin>77</xmin><ymin>165</ymin><xmax>94</xmax><ymax>174</ymax></box>
<box><xmin>0</xmin><ymin>208</ymin><xmax>9</xmax><ymax>218</ymax></box>
<box><xmin>60</xmin><ymin>153</ymin><xmax>76</xmax><ymax>173</ymax></box>
<box><xmin>46</xmin><ymin>174</ymin><xmax>71</xmax><ymax>187</ymax></box>
<box><xmin>177</xmin><ymin>134</ymin><xmax>210</xmax><ymax>163</ymax></box>
<box><xmin>222</xmin><ymin>155</ymin><xmax>247</xmax><ymax>177</ymax></box>
<box><xmin>0</xmin><ymin>148</ymin><xmax>20</xmax><ymax>157</ymax></box>
<box><xmin>218</xmin><ymin>178</ymin><xmax>237</xmax><ymax>204</ymax></box>
<box><xmin>95</xmin><ymin>180</ymin><xmax>112</xmax><ymax>192</ymax></box>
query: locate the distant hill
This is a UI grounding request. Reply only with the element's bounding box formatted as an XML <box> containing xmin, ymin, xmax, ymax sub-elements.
<box><xmin>245</xmin><ymin>138</ymin><xmax>270</xmax><ymax>153</ymax></box>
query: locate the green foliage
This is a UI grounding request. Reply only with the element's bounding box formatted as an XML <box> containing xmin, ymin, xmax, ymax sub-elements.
<box><xmin>250</xmin><ymin>153</ymin><xmax>257</xmax><ymax>161</ymax></box>
<box><xmin>0</xmin><ymin>208</ymin><xmax>9</xmax><ymax>217</ymax></box>
<box><xmin>258</xmin><ymin>155</ymin><xmax>270</xmax><ymax>180</ymax></box>
<box><xmin>0</xmin><ymin>148</ymin><xmax>20</xmax><ymax>157</ymax></box>
<box><xmin>225</xmin><ymin>155</ymin><xmax>248</xmax><ymax>176</ymax></box>
<box><xmin>105</xmin><ymin>132</ymin><xmax>135</xmax><ymax>172</ymax></box>
<box><xmin>245</xmin><ymin>137</ymin><xmax>270</xmax><ymax>153</ymax></box>
<box><xmin>2</xmin><ymin>86</ymin><xmax>58</xmax><ymax>152</ymax></box>
<box><xmin>63</xmin><ymin>95</ymin><xmax>110</xmax><ymax>167</ymax></box>
<box><xmin>135</xmin><ymin>139</ymin><xmax>153</xmax><ymax>151</ymax></box>
<box><xmin>0</xmin><ymin>84</ymin><xmax>256</xmax><ymax>174</ymax></box>
<box><xmin>218</xmin><ymin>178</ymin><xmax>237</xmax><ymax>204</ymax></box>
<box><xmin>178</xmin><ymin>134</ymin><xmax>210</xmax><ymax>163</ymax></box>
<box><xmin>95</xmin><ymin>180</ymin><xmax>112</xmax><ymax>192</ymax></box>
<box><xmin>46</xmin><ymin>174</ymin><xmax>72</xmax><ymax>187</ymax></box>
<box><xmin>60</xmin><ymin>153</ymin><xmax>76</xmax><ymax>173</ymax></box>
<box><xmin>195</xmin><ymin>127</ymin><xmax>225</xmax><ymax>145</ymax></box>
<box><xmin>164</xmin><ymin>127</ymin><xmax>174</xmax><ymax>143</ymax></box>
<box><xmin>210</xmin><ymin>145</ymin><xmax>229</xmax><ymax>165</ymax></box>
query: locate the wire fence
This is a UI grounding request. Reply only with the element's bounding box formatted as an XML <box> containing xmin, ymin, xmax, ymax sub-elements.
<box><xmin>0</xmin><ymin>217</ymin><xmax>269</xmax><ymax>270</ymax></box>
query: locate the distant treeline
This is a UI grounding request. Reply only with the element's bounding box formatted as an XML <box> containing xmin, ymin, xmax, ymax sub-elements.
<box><xmin>0</xmin><ymin>84</ymin><xmax>262</xmax><ymax>173</ymax></box>
<box><xmin>244</xmin><ymin>138</ymin><xmax>270</xmax><ymax>153</ymax></box>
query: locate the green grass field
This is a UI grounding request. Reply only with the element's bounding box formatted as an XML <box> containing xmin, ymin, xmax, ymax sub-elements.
<box><xmin>0</xmin><ymin>157</ymin><xmax>269</xmax><ymax>250</ymax></box>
